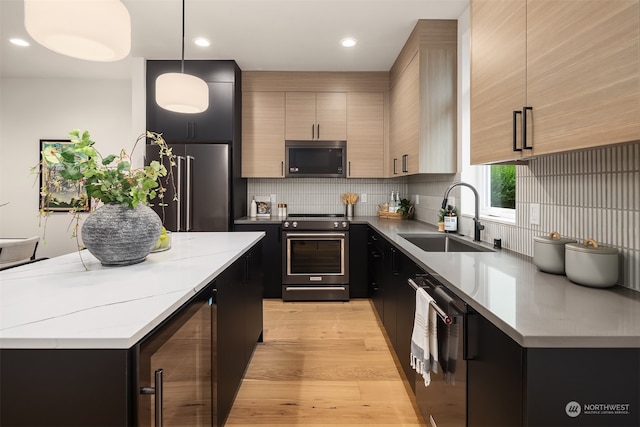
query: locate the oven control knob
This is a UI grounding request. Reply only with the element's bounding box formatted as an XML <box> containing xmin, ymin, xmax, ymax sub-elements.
<box><xmin>333</xmin><ymin>222</ymin><xmax>339</xmax><ymax>228</ymax></box>
<box><xmin>342</xmin><ymin>222</ymin><xmax>348</xmax><ymax>228</ymax></box>
<box><xmin>283</xmin><ymin>221</ymin><xmax>289</xmax><ymax>228</ymax></box>
<box><xmin>292</xmin><ymin>221</ymin><xmax>298</xmax><ymax>228</ymax></box>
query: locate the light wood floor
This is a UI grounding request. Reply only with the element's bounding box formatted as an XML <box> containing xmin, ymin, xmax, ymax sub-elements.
<box><xmin>225</xmin><ymin>299</ymin><xmax>426</xmax><ymax>426</ymax></box>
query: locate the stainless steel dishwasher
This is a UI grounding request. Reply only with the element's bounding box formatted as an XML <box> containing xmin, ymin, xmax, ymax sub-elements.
<box><xmin>409</xmin><ymin>274</ymin><xmax>467</xmax><ymax>427</ymax></box>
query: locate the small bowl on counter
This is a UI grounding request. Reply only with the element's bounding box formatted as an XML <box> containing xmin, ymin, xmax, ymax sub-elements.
<box><xmin>533</xmin><ymin>231</ymin><xmax>576</xmax><ymax>274</ymax></box>
<box><xmin>565</xmin><ymin>239</ymin><xmax>619</xmax><ymax>288</ymax></box>
<box><xmin>151</xmin><ymin>230</ymin><xmax>171</xmax><ymax>253</ymax></box>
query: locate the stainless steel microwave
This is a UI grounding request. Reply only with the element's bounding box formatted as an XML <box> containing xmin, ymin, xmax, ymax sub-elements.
<box><xmin>285</xmin><ymin>140</ymin><xmax>346</xmax><ymax>178</ymax></box>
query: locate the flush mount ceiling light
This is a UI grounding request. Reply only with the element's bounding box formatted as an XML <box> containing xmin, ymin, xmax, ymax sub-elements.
<box><xmin>24</xmin><ymin>0</ymin><xmax>131</xmax><ymax>61</ymax></box>
<box><xmin>10</xmin><ymin>38</ymin><xmax>30</xmax><ymax>47</ymax></box>
<box><xmin>193</xmin><ymin>37</ymin><xmax>210</xmax><ymax>47</ymax></box>
<box><xmin>156</xmin><ymin>0</ymin><xmax>209</xmax><ymax>114</ymax></box>
<box><xmin>340</xmin><ymin>37</ymin><xmax>358</xmax><ymax>48</ymax></box>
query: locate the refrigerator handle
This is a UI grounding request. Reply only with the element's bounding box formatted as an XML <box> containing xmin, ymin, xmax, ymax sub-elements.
<box><xmin>176</xmin><ymin>156</ymin><xmax>185</xmax><ymax>231</ymax></box>
<box><xmin>186</xmin><ymin>156</ymin><xmax>194</xmax><ymax>231</ymax></box>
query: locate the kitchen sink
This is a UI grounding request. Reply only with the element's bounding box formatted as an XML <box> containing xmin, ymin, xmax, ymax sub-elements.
<box><xmin>398</xmin><ymin>233</ymin><xmax>494</xmax><ymax>253</ymax></box>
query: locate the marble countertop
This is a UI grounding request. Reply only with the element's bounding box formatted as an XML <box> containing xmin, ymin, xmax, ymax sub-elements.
<box><xmin>0</xmin><ymin>232</ymin><xmax>264</xmax><ymax>349</ymax></box>
<box><xmin>235</xmin><ymin>215</ymin><xmax>640</xmax><ymax>348</ymax></box>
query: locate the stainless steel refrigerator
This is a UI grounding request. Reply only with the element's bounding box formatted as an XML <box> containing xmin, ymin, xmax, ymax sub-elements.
<box><xmin>145</xmin><ymin>143</ymin><xmax>246</xmax><ymax>232</ymax></box>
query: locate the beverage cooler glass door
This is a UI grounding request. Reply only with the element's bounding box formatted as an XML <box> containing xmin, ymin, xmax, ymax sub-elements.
<box><xmin>136</xmin><ymin>282</ymin><xmax>216</xmax><ymax>426</ymax></box>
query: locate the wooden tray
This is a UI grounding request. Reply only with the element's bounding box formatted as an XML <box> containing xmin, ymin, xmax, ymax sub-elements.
<box><xmin>377</xmin><ymin>210</ymin><xmax>410</xmax><ymax>220</ymax></box>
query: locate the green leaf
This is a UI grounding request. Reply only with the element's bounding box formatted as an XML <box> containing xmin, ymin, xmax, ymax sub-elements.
<box><xmin>102</xmin><ymin>154</ymin><xmax>117</xmax><ymax>165</ymax></box>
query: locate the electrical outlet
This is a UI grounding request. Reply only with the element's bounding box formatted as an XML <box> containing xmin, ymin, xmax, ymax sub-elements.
<box><xmin>270</xmin><ymin>194</ymin><xmax>276</xmax><ymax>204</ymax></box>
<box><xmin>361</xmin><ymin>193</ymin><xmax>368</xmax><ymax>203</ymax></box>
<box><xmin>414</xmin><ymin>195</ymin><xmax>419</xmax><ymax>205</ymax></box>
<box><xmin>530</xmin><ymin>203</ymin><xmax>540</xmax><ymax>225</ymax></box>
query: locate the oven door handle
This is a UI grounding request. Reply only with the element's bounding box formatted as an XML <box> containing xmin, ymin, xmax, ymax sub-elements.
<box><xmin>285</xmin><ymin>233</ymin><xmax>346</xmax><ymax>238</ymax></box>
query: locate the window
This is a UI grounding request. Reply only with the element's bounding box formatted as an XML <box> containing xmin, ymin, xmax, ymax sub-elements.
<box><xmin>480</xmin><ymin>165</ymin><xmax>516</xmax><ymax>221</ymax></box>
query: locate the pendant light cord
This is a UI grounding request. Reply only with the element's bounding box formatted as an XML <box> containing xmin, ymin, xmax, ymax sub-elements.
<box><xmin>181</xmin><ymin>0</ymin><xmax>185</xmax><ymax>74</ymax></box>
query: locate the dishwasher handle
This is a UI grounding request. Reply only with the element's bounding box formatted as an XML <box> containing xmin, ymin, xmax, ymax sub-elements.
<box><xmin>407</xmin><ymin>278</ymin><xmax>452</xmax><ymax>325</ymax></box>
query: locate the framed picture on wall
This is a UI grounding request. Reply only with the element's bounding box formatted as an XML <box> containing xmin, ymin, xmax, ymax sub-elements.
<box><xmin>39</xmin><ymin>139</ymin><xmax>91</xmax><ymax>212</ymax></box>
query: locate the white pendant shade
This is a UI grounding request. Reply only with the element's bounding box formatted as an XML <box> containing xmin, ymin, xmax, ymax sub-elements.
<box><xmin>156</xmin><ymin>73</ymin><xmax>209</xmax><ymax>114</ymax></box>
<box><xmin>24</xmin><ymin>0</ymin><xmax>131</xmax><ymax>62</ymax></box>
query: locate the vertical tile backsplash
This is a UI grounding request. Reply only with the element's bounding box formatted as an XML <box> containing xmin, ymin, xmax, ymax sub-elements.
<box><xmin>248</xmin><ymin>177</ymin><xmax>409</xmax><ymax>217</ymax></box>
<box><xmin>250</xmin><ymin>142</ymin><xmax>639</xmax><ymax>291</ymax></box>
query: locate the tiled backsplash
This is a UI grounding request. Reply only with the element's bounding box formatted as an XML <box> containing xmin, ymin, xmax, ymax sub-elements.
<box><xmin>248</xmin><ymin>177</ymin><xmax>408</xmax><ymax>217</ymax></box>
<box><xmin>249</xmin><ymin>142</ymin><xmax>639</xmax><ymax>291</ymax></box>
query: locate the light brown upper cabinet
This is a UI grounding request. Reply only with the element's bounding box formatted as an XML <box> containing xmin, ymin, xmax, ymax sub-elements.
<box><xmin>285</xmin><ymin>92</ymin><xmax>347</xmax><ymax>141</ymax></box>
<box><xmin>470</xmin><ymin>0</ymin><xmax>640</xmax><ymax>164</ymax></box>
<box><xmin>389</xmin><ymin>20</ymin><xmax>458</xmax><ymax>176</ymax></box>
<box><xmin>346</xmin><ymin>92</ymin><xmax>385</xmax><ymax>177</ymax></box>
<box><xmin>242</xmin><ymin>91</ymin><xmax>286</xmax><ymax>178</ymax></box>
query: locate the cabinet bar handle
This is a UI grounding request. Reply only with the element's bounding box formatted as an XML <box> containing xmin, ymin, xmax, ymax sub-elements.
<box><xmin>393</xmin><ymin>158</ymin><xmax>398</xmax><ymax>175</ymax></box>
<box><xmin>522</xmin><ymin>106</ymin><xmax>533</xmax><ymax>150</ymax></box>
<box><xmin>186</xmin><ymin>155</ymin><xmax>194</xmax><ymax>231</ymax></box>
<box><xmin>155</xmin><ymin>369</ymin><xmax>163</xmax><ymax>427</ymax></box>
<box><xmin>317</xmin><ymin>124</ymin><xmax>320</xmax><ymax>139</ymax></box>
<box><xmin>311</xmin><ymin>124</ymin><xmax>314</xmax><ymax>140</ymax></box>
<box><xmin>140</xmin><ymin>368</ymin><xmax>164</xmax><ymax>427</ymax></box>
<box><xmin>281</xmin><ymin>161</ymin><xmax>284</xmax><ymax>177</ymax></box>
<box><xmin>176</xmin><ymin>156</ymin><xmax>185</xmax><ymax>231</ymax></box>
<box><xmin>348</xmin><ymin>161</ymin><xmax>351</xmax><ymax>177</ymax></box>
<box><xmin>512</xmin><ymin>110</ymin><xmax>522</xmax><ymax>152</ymax></box>
<box><xmin>402</xmin><ymin>154</ymin><xmax>408</xmax><ymax>173</ymax></box>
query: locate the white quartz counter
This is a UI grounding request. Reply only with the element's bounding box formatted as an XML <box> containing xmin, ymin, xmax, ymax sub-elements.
<box><xmin>0</xmin><ymin>232</ymin><xmax>264</xmax><ymax>349</ymax></box>
<box><xmin>362</xmin><ymin>217</ymin><xmax>640</xmax><ymax>349</ymax></box>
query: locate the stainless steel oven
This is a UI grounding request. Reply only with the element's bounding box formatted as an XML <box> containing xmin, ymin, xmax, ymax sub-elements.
<box><xmin>282</xmin><ymin>215</ymin><xmax>349</xmax><ymax>301</ymax></box>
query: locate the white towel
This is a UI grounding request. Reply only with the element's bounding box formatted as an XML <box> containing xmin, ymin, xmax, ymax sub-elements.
<box><xmin>410</xmin><ymin>287</ymin><xmax>439</xmax><ymax>386</ymax></box>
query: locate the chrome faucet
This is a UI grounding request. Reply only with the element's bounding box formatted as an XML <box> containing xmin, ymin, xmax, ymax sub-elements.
<box><xmin>442</xmin><ymin>182</ymin><xmax>484</xmax><ymax>242</ymax></box>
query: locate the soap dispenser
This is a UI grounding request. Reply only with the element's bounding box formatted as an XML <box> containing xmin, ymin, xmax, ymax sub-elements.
<box><xmin>250</xmin><ymin>198</ymin><xmax>257</xmax><ymax>218</ymax></box>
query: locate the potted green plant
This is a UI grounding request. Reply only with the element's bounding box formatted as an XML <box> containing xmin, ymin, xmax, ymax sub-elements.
<box><xmin>396</xmin><ymin>198</ymin><xmax>414</xmax><ymax>219</ymax></box>
<box><xmin>38</xmin><ymin>129</ymin><xmax>176</xmax><ymax>267</ymax></box>
<box><xmin>437</xmin><ymin>208</ymin><xmax>446</xmax><ymax>232</ymax></box>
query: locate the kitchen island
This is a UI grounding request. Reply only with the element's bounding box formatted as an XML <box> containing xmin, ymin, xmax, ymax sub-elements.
<box><xmin>0</xmin><ymin>232</ymin><xmax>265</xmax><ymax>426</ymax></box>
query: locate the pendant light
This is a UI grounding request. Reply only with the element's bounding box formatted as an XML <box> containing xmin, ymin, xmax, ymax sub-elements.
<box><xmin>155</xmin><ymin>0</ymin><xmax>209</xmax><ymax>114</ymax></box>
<box><xmin>24</xmin><ymin>0</ymin><xmax>131</xmax><ymax>62</ymax></box>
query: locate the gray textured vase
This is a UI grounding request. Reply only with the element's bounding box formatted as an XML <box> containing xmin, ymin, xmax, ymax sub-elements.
<box><xmin>81</xmin><ymin>203</ymin><xmax>162</xmax><ymax>266</ymax></box>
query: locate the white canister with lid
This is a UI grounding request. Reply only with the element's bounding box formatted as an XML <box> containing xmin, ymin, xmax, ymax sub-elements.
<box><xmin>533</xmin><ymin>231</ymin><xmax>576</xmax><ymax>274</ymax></box>
<box><xmin>565</xmin><ymin>239</ymin><xmax>619</xmax><ymax>288</ymax></box>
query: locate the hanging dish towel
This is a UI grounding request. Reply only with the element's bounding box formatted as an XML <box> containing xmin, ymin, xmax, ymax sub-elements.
<box><xmin>410</xmin><ymin>287</ymin><xmax>439</xmax><ymax>386</ymax></box>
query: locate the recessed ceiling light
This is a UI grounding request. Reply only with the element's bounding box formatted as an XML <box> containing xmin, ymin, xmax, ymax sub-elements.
<box><xmin>340</xmin><ymin>38</ymin><xmax>357</xmax><ymax>48</ymax></box>
<box><xmin>193</xmin><ymin>38</ymin><xmax>210</xmax><ymax>47</ymax></box>
<box><xmin>10</xmin><ymin>38</ymin><xmax>30</xmax><ymax>47</ymax></box>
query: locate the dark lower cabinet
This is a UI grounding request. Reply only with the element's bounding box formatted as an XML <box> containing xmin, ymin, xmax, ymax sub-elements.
<box><xmin>348</xmin><ymin>224</ymin><xmax>369</xmax><ymax>298</ymax></box>
<box><xmin>0</xmin><ymin>242</ymin><xmax>263</xmax><ymax>427</ymax></box>
<box><xmin>467</xmin><ymin>310</ymin><xmax>524</xmax><ymax>426</ymax></box>
<box><xmin>235</xmin><ymin>223</ymin><xmax>281</xmax><ymax>298</ymax></box>
<box><xmin>467</xmin><ymin>310</ymin><xmax>640</xmax><ymax>427</ymax></box>
<box><xmin>368</xmin><ymin>228</ymin><xmax>385</xmax><ymax>318</ymax></box>
<box><xmin>215</xmin><ymin>242</ymin><xmax>263</xmax><ymax>425</ymax></box>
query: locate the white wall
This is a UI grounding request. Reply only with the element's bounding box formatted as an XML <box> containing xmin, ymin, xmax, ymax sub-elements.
<box><xmin>0</xmin><ymin>78</ymin><xmax>134</xmax><ymax>258</ymax></box>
